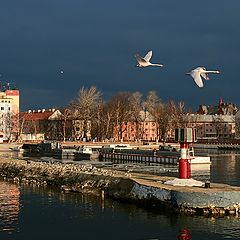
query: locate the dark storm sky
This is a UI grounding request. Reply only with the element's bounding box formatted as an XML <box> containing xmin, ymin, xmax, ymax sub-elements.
<box><xmin>0</xmin><ymin>0</ymin><xmax>240</xmax><ymax>111</ymax></box>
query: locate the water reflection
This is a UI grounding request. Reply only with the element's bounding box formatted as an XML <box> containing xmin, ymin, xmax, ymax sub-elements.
<box><xmin>177</xmin><ymin>228</ymin><xmax>192</xmax><ymax>240</ymax></box>
<box><xmin>2</xmin><ymin>150</ymin><xmax>240</xmax><ymax>239</ymax></box>
<box><xmin>210</xmin><ymin>153</ymin><xmax>240</xmax><ymax>186</ymax></box>
<box><xmin>0</xmin><ymin>181</ymin><xmax>240</xmax><ymax>239</ymax></box>
<box><xmin>0</xmin><ymin>181</ymin><xmax>20</xmax><ymax>234</ymax></box>
<box><xmin>193</xmin><ymin>149</ymin><xmax>240</xmax><ymax>186</ymax></box>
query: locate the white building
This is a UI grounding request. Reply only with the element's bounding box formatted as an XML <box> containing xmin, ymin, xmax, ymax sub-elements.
<box><xmin>184</xmin><ymin>114</ymin><xmax>235</xmax><ymax>140</ymax></box>
<box><xmin>0</xmin><ymin>89</ymin><xmax>20</xmax><ymax>142</ymax></box>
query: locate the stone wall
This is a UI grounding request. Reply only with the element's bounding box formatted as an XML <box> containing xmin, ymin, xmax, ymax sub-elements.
<box><xmin>1</xmin><ymin>159</ymin><xmax>240</xmax><ymax>217</ymax></box>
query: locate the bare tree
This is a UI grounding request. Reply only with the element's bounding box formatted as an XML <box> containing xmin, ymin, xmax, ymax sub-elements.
<box><xmin>90</xmin><ymin>100</ymin><xmax>106</xmax><ymax>141</ymax></box>
<box><xmin>70</xmin><ymin>86</ymin><xmax>101</xmax><ymax>141</ymax></box>
<box><xmin>60</xmin><ymin>108</ymin><xmax>72</xmax><ymax>142</ymax></box>
<box><xmin>128</xmin><ymin>92</ymin><xmax>143</xmax><ymax>141</ymax></box>
<box><xmin>45</xmin><ymin>108</ymin><xmax>72</xmax><ymax>141</ymax></box>
<box><xmin>144</xmin><ymin>91</ymin><xmax>162</xmax><ymax>141</ymax></box>
<box><xmin>11</xmin><ymin>112</ymin><xmax>24</xmax><ymax>142</ymax></box>
<box><xmin>108</xmin><ymin>92</ymin><xmax>133</xmax><ymax>141</ymax></box>
<box><xmin>168</xmin><ymin>100</ymin><xmax>187</xmax><ymax>129</ymax></box>
<box><xmin>101</xmin><ymin>101</ymin><xmax>115</xmax><ymax>141</ymax></box>
<box><xmin>4</xmin><ymin>112</ymin><xmax>13</xmax><ymax>141</ymax></box>
<box><xmin>144</xmin><ymin>92</ymin><xmax>181</xmax><ymax>142</ymax></box>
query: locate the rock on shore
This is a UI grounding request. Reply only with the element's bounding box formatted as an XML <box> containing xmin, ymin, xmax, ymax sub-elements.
<box><xmin>1</xmin><ymin>158</ymin><xmax>240</xmax><ymax>217</ymax></box>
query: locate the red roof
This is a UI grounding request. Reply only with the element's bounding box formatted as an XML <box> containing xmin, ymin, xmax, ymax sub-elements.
<box><xmin>6</xmin><ymin>90</ymin><xmax>19</xmax><ymax>96</ymax></box>
<box><xmin>20</xmin><ymin>111</ymin><xmax>55</xmax><ymax>121</ymax></box>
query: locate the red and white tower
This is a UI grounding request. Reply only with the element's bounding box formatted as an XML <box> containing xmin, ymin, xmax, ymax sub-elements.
<box><xmin>175</xmin><ymin>128</ymin><xmax>197</xmax><ymax>179</ymax></box>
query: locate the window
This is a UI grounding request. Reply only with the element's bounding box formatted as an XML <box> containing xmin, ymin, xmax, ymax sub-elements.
<box><xmin>0</xmin><ymin>107</ymin><xmax>3</xmax><ymax>111</ymax></box>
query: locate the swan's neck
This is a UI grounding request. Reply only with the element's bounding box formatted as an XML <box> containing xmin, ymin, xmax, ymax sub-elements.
<box><xmin>151</xmin><ymin>63</ymin><xmax>163</xmax><ymax>67</ymax></box>
<box><xmin>205</xmin><ymin>70</ymin><xmax>220</xmax><ymax>74</ymax></box>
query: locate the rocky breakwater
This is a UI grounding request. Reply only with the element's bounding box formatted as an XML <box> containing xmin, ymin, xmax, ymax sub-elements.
<box><xmin>1</xmin><ymin>158</ymin><xmax>240</xmax><ymax>217</ymax></box>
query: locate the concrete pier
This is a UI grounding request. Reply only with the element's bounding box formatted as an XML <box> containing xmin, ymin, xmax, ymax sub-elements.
<box><xmin>0</xmin><ymin>156</ymin><xmax>240</xmax><ymax>217</ymax></box>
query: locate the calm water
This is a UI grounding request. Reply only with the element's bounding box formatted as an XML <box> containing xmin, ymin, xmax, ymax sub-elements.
<box><xmin>1</xmin><ymin>151</ymin><xmax>240</xmax><ymax>240</ymax></box>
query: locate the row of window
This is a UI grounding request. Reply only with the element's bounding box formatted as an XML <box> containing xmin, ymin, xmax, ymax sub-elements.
<box><xmin>203</xmin><ymin>123</ymin><xmax>230</xmax><ymax>128</ymax></box>
<box><xmin>205</xmin><ymin>129</ymin><xmax>229</xmax><ymax>132</ymax></box>
<box><xmin>144</xmin><ymin>123</ymin><xmax>155</xmax><ymax>126</ymax></box>
<box><xmin>0</xmin><ymin>107</ymin><xmax>11</xmax><ymax>111</ymax></box>
<box><xmin>143</xmin><ymin>134</ymin><xmax>155</xmax><ymax>137</ymax></box>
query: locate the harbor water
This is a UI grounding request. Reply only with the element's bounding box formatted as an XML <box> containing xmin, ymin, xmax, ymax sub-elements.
<box><xmin>1</xmin><ymin>150</ymin><xmax>240</xmax><ymax>239</ymax></box>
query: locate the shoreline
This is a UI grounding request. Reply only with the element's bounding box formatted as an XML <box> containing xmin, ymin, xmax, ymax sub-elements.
<box><xmin>0</xmin><ymin>152</ymin><xmax>240</xmax><ymax>217</ymax></box>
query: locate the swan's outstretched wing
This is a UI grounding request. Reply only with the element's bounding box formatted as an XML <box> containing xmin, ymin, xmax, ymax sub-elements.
<box><xmin>191</xmin><ymin>72</ymin><xmax>204</xmax><ymax>87</ymax></box>
<box><xmin>135</xmin><ymin>54</ymin><xmax>147</xmax><ymax>64</ymax></box>
<box><xmin>201</xmin><ymin>72</ymin><xmax>210</xmax><ymax>80</ymax></box>
<box><xmin>143</xmin><ymin>50</ymin><xmax>152</xmax><ymax>62</ymax></box>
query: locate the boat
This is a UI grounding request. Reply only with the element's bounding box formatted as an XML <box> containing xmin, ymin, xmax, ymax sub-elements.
<box><xmin>10</xmin><ymin>145</ymin><xmax>24</xmax><ymax>153</ymax></box>
<box><xmin>20</xmin><ymin>142</ymin><xmax>77</xmax><ymax>159</ymax></box>
<box><xmin>189</xmin><ymin>156</ymin><xmax>211</xmax><ymax>164</ymax></box>
<box><xmin>188</xmin><ymin>145</ymin><xmax>211</xmax><ymax>165</ymax></box>
<box><xmin>74</xmin><ymin>147</ymin><xmax>99</xmax><ymax>161</ymax></box>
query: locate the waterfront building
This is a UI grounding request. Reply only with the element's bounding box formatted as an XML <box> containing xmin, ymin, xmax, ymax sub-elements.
<box><xmin>183</xmin><ymin>99</ymin><xmax>238</xmax><ymax>142</ymax></box>
<box><xmin>18</xmin><ymin>108</ymin><xmax>90</xmax><ymax>142</ymax></box>
<box><xmin>115</xmin><ymin>110</ymin><xmax>157</xmax><ymax>142</ymax></box>
<box><xmin>72</xmin><ymin>119</ymin><xmax>91</xmax><ymax>141</ymax></box>
<box><xmin>19</xmin><ymin>109</ymin><xmax>64</xmax><ymax>141</ymax></box>
<box><xmin>117</xmin><ymin>99</ymin><xmax>239</xmax><ymax>143</ymax></box>
<box><xmin>0</xmin><ymin>88</ymin><xmax>20</xmax><ymax>141</ymax></box>
<box><xmin>183</xmin><ymin>114</ymin><xmax>235</xmax><ymax>141</ymax></box>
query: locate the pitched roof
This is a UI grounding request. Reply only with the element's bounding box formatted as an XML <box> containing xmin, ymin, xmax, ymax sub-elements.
<box><xmin>20</xmin><ymin>110</ymin><xmax>61</xmax><ymax>121</ymax></box>
<box><xmin>185</xmin><ymin>114</ymin><xmax>235</xmax><ymax>123</ymax></box>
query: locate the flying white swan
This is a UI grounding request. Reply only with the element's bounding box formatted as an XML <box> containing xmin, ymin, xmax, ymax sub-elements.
<box><xmin>186</xmin><ymin>67</ymin><xmax>220</xmax><ymax>88</ymax></box>
<box><xmin>134</xmin><ymin>50</ymin><xmax>163</xmax><ymax>68</ymax></box>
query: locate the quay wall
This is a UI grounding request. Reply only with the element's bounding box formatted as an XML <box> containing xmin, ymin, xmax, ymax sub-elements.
<box><xmin>1</xmin><ymin>158</ymin><xmax>240</xmax><ymax>217</ymax></box>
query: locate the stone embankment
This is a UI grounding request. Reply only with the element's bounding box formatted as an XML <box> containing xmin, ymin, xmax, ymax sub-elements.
<box><xmin>1</xmin><ymin>157</ymin><xmax>240</xmax><ymax>217</ymax></box>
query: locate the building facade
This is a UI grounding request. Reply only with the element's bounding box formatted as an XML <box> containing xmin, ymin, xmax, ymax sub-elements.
<box><xmin>19</xmin><ymin>109</ymin><xmax>64</xmax><ymax>141</ymax></box>
<box><xmin>183</xmin><ymin>99</ymin><xmax>238</xmax><ymax>142</ymax></box>
<box><xmin>0</xmin><ymin>89</ymin><xmax>20</xmax><ymax>141</ymax></box>
<box><xmin>183</xmin><ymin>114</ymin><xmax>236</xmax><ymax>141</ymax></box>
<box><xmin>115</xmin><ymin>111</ymin><xmax>157</xmax><ymax>142</ymax></box>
